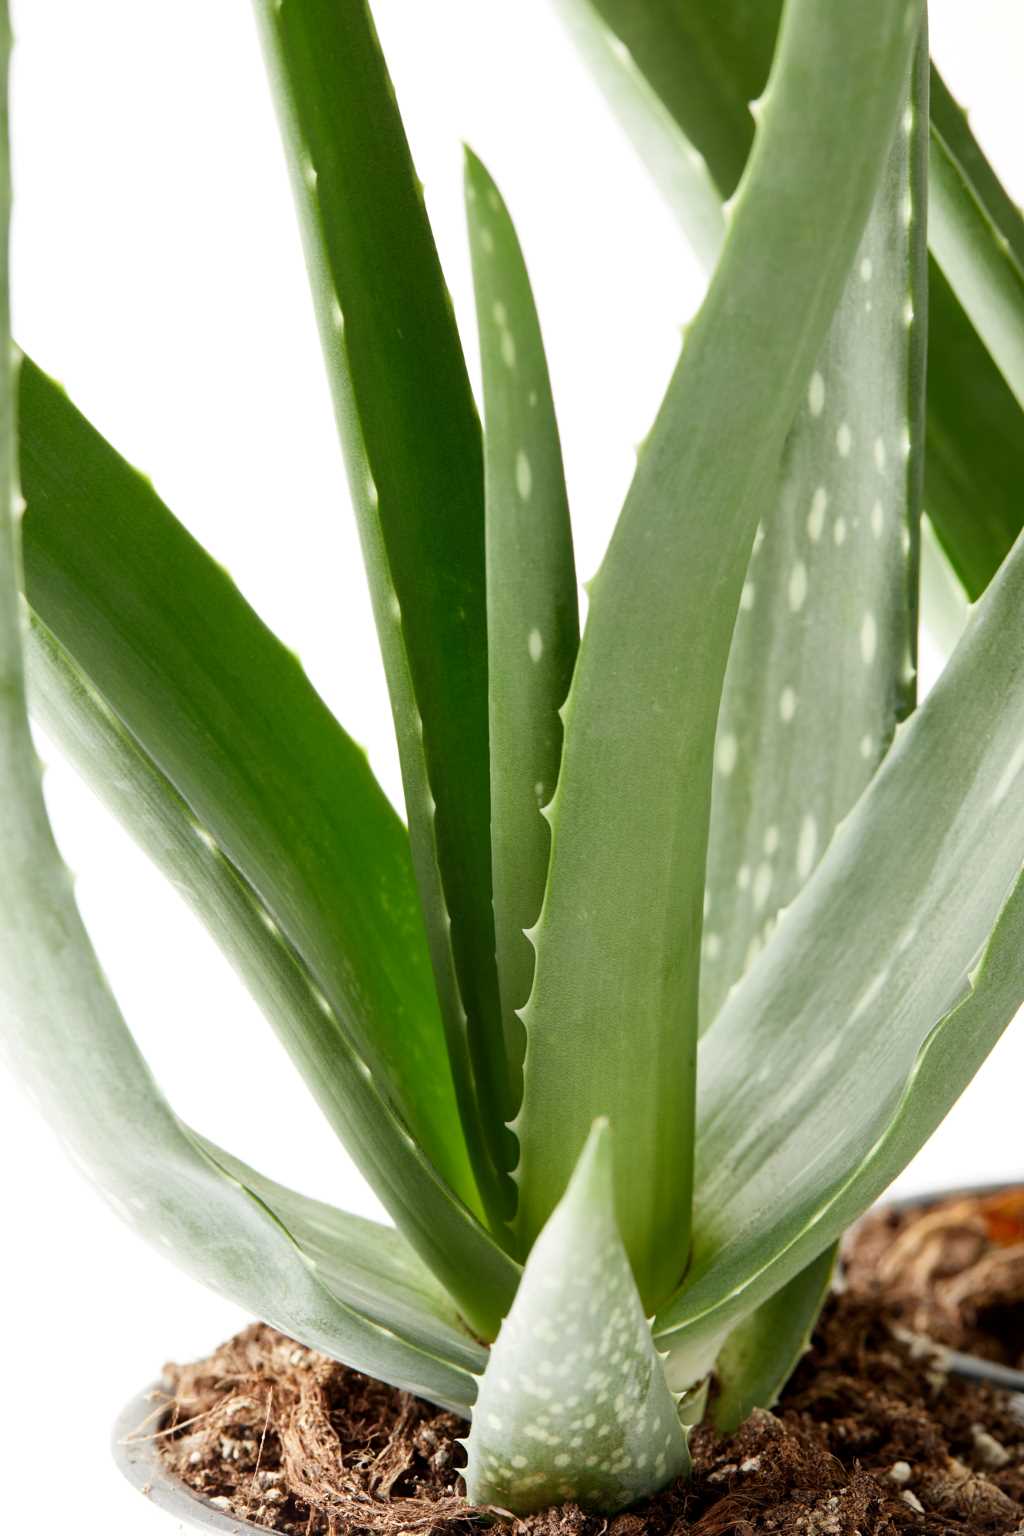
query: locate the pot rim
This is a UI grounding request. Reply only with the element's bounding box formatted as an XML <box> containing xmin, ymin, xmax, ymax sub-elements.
<box><xmin>111</xmin><ymin>1178</ymin><xmax>1024</xmax><ymax>1533</ymax></box>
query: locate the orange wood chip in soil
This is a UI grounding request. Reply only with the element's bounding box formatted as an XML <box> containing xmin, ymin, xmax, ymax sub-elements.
<box><xmin>143</xmin><ymin>1190</ymin><xmax>1024</xmax><ymax>1536</ymax></box>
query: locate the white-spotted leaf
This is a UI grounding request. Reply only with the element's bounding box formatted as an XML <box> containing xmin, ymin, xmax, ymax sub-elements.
<box><xmin>464</xmin><ymin>1123</ymin><xmax>688</xmax><ymax>1513</ymax></box>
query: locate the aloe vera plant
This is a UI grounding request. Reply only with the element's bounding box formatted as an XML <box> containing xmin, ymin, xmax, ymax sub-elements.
<box><xmin>3</xmin><ymin>0</ymin><xmax>1024</xmax><ymax>1518</ymax></box>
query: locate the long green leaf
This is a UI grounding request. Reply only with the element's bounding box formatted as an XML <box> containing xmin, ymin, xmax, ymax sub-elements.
<box><xmin>464</xmin><ymin>1122</ymin><xmax>689</xmax><ymax>1512</ymax></box>
<box><xmin>18</xmin><ymin>358</ymin><xmax>477</xmax><ymax>1219</ymax></box>
<box><xmin>711</xmin><ymin>1244</ymin><xmax>835</xmax><ymax>1433</ymax></box>
<box><xmin>928</xmin><ymin>66</ymin><xmax>1024</xmax><ymax>413</ymax></box>
<box><xmin>516</xmin><ymin>0</ymin><xmax>924</xmax><ymax>1311</ymax></box>
<box><xmin>655</xmin><ymin>526</ymin><xmax>1024</xmax><ymax>1381</ymax></box>
<box><xmin>562</xmin><ymin>0</ymin><xmax>1024</xmax><ymax>603</ymax></box>
<box><xmin>199</xmin><ymin>1138</ymin><xmax>487</xmax><ymax>1381</ymax></box>
<box><xmin>701</xmin><ymin>42</ymin><xmax>926</xmax><ymax>1023</ymax></box>
<box><xmin>25</xmin><ymin>608</ymin><xmax>519</xmax><ymax>1339</ymax></box>
<box><xmin>925</xmin><ymin>260</ymin><xmax>1024</xmax><ymax>599</ymax></box>
<box><xmin>251</xmin><ymin>0</ymin><xmax>513</xmax><ymax>1219</ymax></box>
<box><xmin>0</xmin><ymin>45</ymin><xmax>471</xmax><ymax>1416</ymax></box>
<box><xmin>464</xmin><ymin>150</ymin><xmax>579</xmax><ymax>1111</ymax></box>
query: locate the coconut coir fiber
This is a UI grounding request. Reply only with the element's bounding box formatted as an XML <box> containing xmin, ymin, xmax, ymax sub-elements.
<box><xmin>147</xmin><ymin>1189</ymin><xmax>1024</xmax><ymax>1536</ymax></box>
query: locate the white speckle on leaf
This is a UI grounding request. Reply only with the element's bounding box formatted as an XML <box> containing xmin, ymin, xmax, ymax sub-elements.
<box><xmin>716</xmin><ymin>732</ymin><xmax>738</xmax><ymax>777</ymax></box>
<box><xmin>704</xmin><ymin>932</ymin><xmax>721</xmax><ymax>960</ymax></box>
<box><xmin>836</xmin><ymin>422</ymin><xmax>852</xmax><ymax>457</ymax></box>
<box><xmin>480</xmin><ymin>227</ymin><xmax>495</xmax><ymax>254</ymax></box>
<box><xmin>903</xmin><ymin>298</ymin><xmax>915</xmax><ymax>328</ymax></box>
<box><xmin>501</xmin><ymin>330</ymin><xmax>517</xmax><ymax>369</ymax></box>
<box><xmin>900</xmin><ymin>425</ymin><xmax>912</xmax><ymax>460</ymax></box>
<box><xmin>807</xmin><ymin>486</ymin><xmax>828</xmax><ymax>542</ymax></box>
<box><xmin>528</xmin><ymin>628</ymin><xmax>543</xmax><ymax>662</ymax></box>
<box><xmin>516</xmin><ymin>449</ymin><xmax>533</xmax><ymax>501</ymax></box>
<box><xmin>797</xmin><ymin>814</ymin><xmax>818</xmax><ymax>880</ymax></box>
<box><xmin>874</xmin><ymin>437</ymin><xmax>887</xmax><ymax>471</ymax></box>
<box><xmin>740</xmin><ymin>581</ymin><xmax>755</xmax><ymax>610</ymax></box>
<box><xmin>903</xmin><ymin>105</ymin><xmax>914</xmax><ymax>136</ymax></box>
<box><xmin>860</xmin><ymin>734</ymin><xmax>874</xmax><ymax>760</ymax></box>
<box><xmin>389</xmin><ymin>592</ymin><xmax>402</xmax><ymax>622</ymax></box>
<box><xmin>902</xmin><ymin>193</ymin><xmax>913</xmax><ymax>228</ymax></box>
<box><xmin>764</xmin><ymin>825</ymin><xmax>779</xmax><ymax>855</ymax></box>
<box><xmin>833</xmin><ymin>517</ymin><xmax>848</xmax><ymax>546</ymax></box>
<box><xmin>329</xmin><ymin>296</ymin><xmax>344</xmax><ymax>331</ymax></box>
<box><xmin>788</xmin><ymin>560</ymin><xmax>808</xmax><ymax>612</ymax></box>
<box><xmin>303</xmin><ymin>159</ymin><xmax>317</xmax><ymax>190</ymax></box>
<box><xmin>860</xmin><ymin>256</ymin><xmax>873</xmax><ymax>283</ymax></box>
<box><xmin>861</xmin><ymin>612</ymin><xmax>878</xmax><ymax>665</ymax></box>
<box><xmin>808</xmin><ymin>371</ymin><xmax>825</xmax><ymax>416</ymax></box>
<box><xmin>779</xmin><ymin>686</ymin><xmax>797</xmax><ymax>722</ymax></box>
<box><xmin>871</xmin><ymin>499</ymin><xmax>885</xmax><ymax>538</ymax></box>
<box><xmin>737</xmin><ymin>863</ymin><xmax>751</xmax><ymax>891</ymax></box>
<box><xmin>753</xmin><ymin>862</ymin><xmax>773</xmax><ymax>911</ymax></box>
<box><xmin>492</xmin><ymin>299</ymin><xmax>508</xmax><ymax>327</ymax></box>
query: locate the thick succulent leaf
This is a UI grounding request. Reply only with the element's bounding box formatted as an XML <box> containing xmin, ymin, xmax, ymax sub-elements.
<box><xmin>516</xmin><ymin>0</ymin><xmax>925</xmax><ymax>1310</ymax></box>
<box><xmin>925</xmin><ymin>260</ymin><xmax>1024</xmax><ymax>600</ymax></box>
<box><xmin>711</xmin><ymin>1245</ymin><xmax>835</xmax><ymax>1433</ymax></box>
<box><xmin>17</xmin><ymin>357</ymin><xmax>478</xmax><ymax>1220</ymax></box>
<box><xmin>464</xmin><ymin>149</ymin><xmax>579</xmax><ymax>1106</ymax></box>
<box><xmin>250</xmin><ymin>0</ymin><xmax>512</xmax><ymax>1219</ymax></box>
<box><xmin>701</xmin><ymin>45</ymin><xmax>926</xmax><ymax>1023</ymax></box>
<box><xmin>549</xmin><ymin>0</ymin><xmax>724</xmax><ymax>272</ymax></box>
<box><xmin>0</xmin><ymin>71</ymin><xmax>472</xmax><ymax>1418</ymax></box>
<box><xmin>25</xmin><ymin>612</ymin><xmax>519</xmax><ymax>1339</ymax></box>
<box><xmin>199</xmin><ymin>1138</ymin><xmax>487</xmax><ymax>1380</ymax></box>
<box><xmin>928</xmin><ymin>67</ymin><xmax>1024</xmax><ymax>413</ymax></box>
<box><xmin>563</xmin><ymin>0</ymin><xmax>1024</xmax><ymax>601</ymax></box>
<box><xmin>920</xmin><ymin>514</ymin><xmax>969</xmax><ymax>659</ymax></box>
<box><xmin>464</xmin><ymin>1122</ymin><xmax>689</xmax><ymax>1514</ymax></box>
<box><xmin>655</xmin><ymin>527</ymin><xmax>1024</xmax><ymax>1380</ymax></box>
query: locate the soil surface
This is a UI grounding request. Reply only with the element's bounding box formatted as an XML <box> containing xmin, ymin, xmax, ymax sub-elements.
<box><xmin>143</xmin><ymin>1189</ymin><xmax>1024</xmax><ymax>1536</ymax></box>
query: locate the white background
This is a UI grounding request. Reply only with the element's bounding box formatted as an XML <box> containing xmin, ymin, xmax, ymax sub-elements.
<box><xmin>2</xmin><ymin>2</ymin><xmax>1022</xmax><ymax>1530</ymax></box>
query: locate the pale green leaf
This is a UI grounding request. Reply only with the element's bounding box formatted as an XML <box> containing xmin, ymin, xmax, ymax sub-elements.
<box><xmin>928</xmin><ymin>67</ymin><xmax>1024</xmax><ymax>413</ymax></box>
<box><xmin>25</xmin><ymin>613</ymin><xmax>519</xmax><ymax>1340</ymax></box>
<box><xmin>464</xmin><ymin>1122</ymin><xmax>688</xmax><ymax>1513</ymax></box>
<box><xmin>701</xmin><ymin>44</ymin><xmax>925</xmax><ymax>1023</ymax></box>
<box><xmin>548</xmin><ymin>0</ymin><xmax>724</xmax><ymax>271</ymax></box>
<box><xmin>655</xmin><ymin>527</ymin><xmax>1024</xmax><ymax>1380</ymax></box>
<box><xmin>562</xmin><ymin>0</ymin><xmax>1024</xmax><ymax>603</ymax></box>
<box><xmin>0</xmin><ymin>53</ymin><xmax>472</xmax><ymax>1413</ymax></box>
<box><xmin>516</xmin><ymin>0</ymin><xmax>925</xmax><ymax>1310</ymax></box>
<box><xmin>18</xmin><ymin>357</ymin><xmax>478</xmax><ymax>1222</ymax></box>
<box><xmin>200</xmin><ymin>1138</ymin><xmax>487</xmax><ymax>1382</ymax></box>
<box><xmin>464</xmin><ymin>149</ymin><xmax>579</xmax><ymax>1109</ymax></box>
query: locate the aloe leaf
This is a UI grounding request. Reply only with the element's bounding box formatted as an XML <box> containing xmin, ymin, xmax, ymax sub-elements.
<box><xmin>25</xmin><ymin>610</ymin><xmax>519</xmax><ymax>1339</ymax></box>
<box><xmin>701</xmin><ymin>44</ymin><xmax>926</xmax><ymax>1024</ymax></box>
<box><xmin>0</xmin><ymin>63</ymin><xmax>472</xmax><ymax>1419</ymax></box>
<box><xmin>463</xmin><ymin>149</ymin><xmax>579</xmax><ymax>1105</ymax></box>
<box><xmin>198</xmin><ymin>1138</ymin><xmax>487</xmax><ymax>1381</ymax></box>
<box><xmin>920</xmin><ymin>514</ymin><xmax>969</xmax><ymax>659</ymax></box>
<box><xmin>655</xmin><ymin>526</ymin><xmax>1024</xmax><ymax>1381</ymax></box>
<box><xmin>549</xmin><ymin>0</ymin><xmax>724</xmax><ymax>272</ymax></box>
<box><xmin>928</xmin><ymin>65</ymin><xmax>1024</xmax><ymax>412</ymax></box>
<box><xmin>516</xmin><ymin>0</ymin><xmax>925</xmax><ymax>1310</ymax></box>
<box><xmin>562</xmin><ymin>0</ymin><xmax>1024</xmax><ymax>602</ymax></box>
<box><xmin>17</xmin><ymin>357</ymin><xmax>478</xmax><ymax>1220</ymax></box>
<box><xmin>250</xmin><ymin>0</ymin><xmax>512</xmax><ymax>1218</ymax></box>
<box><xmin>925</xmin><ymin>260</ymin><xmax>1024</xmax><ymax>600</ymax></box>
<box><xmin>464</xmin><ymin>1122</ymin><xmax>689</xmax><ymax>1513</ymax></box>
<box><xmin>711</xmin><ymin>1244</ymin><xmax>835</xmax><ymax>1433</ymax></box>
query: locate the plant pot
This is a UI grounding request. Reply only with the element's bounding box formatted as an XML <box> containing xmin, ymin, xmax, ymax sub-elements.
<box><xmin>112</xmin><ymin>1180</ymin><xmax>1024</xmax><ymax>1533</ymax></box>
